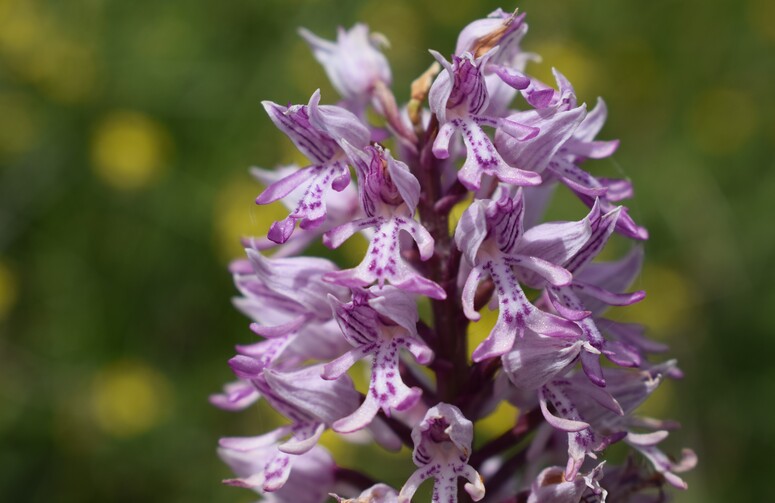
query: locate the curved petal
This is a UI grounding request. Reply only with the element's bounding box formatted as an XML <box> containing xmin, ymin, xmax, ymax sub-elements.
<box><xmin>539</xmin><ymin>390</ymin><xmax>590</xmax><ymax>432</ymax></box>
<box><xmin>461</xmin><ymin>265</ymin><xmax>485</xmax><ymax>321</ymax></box>
<box><xmin>278</xmin><ymin>422</ymin><xmax>326</xmax><ymax>455</ymax></box>
<box><xmin>508</xmin><ymin>254</ymin><xmax>572</xmax><ymax>287</ymax></box>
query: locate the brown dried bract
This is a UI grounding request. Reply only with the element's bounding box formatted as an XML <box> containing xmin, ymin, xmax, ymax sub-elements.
<box><xmin>471</xmin><ymin>9</ymin><xmax>520</xmax><ymax>58</ymax></box>
<box><xmin>408</xmin><ymin>61</ymin><xmax>441</xmax><ymax>129</ymax></box>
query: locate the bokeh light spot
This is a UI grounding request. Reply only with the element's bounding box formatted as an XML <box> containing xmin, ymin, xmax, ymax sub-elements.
<box><xmin>91</xmin><ymin>111</ymin><xmax>171</xmax><ymax>191</ymax></box>
<box><xmin>0</xmin><ymin>1</ymin><xmax>48</xmax><ymax>57</ymax></box>
<box><xmin>90</xmin><ymin>360</ymin><xmax>171</xmax><ymax>438</ymax></box>
<box><xmin>687</xmin><ymin>87</ymin><xmax>757</xmax><ymax>155</ymax></box>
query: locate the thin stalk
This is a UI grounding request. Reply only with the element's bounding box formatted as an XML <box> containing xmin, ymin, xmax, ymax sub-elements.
<box><xmin>405</xmin><ymin>113</ymin><xmax>469</xmax><ymax>404</ymax></box>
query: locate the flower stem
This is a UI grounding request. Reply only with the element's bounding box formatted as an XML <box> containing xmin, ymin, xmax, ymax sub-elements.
<box><xmin>413</xmin><ymin>115</ymin><xmax>469</xmax><ymax>404</ymax></box>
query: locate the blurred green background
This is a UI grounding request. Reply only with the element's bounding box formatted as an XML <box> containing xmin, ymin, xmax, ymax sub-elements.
<box><xmin>1</xmin><ymin>0</ymin><xmax>773</xmax><ymax>501</ymax></box>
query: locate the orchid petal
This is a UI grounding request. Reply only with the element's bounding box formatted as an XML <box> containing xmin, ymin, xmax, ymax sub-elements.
<box><xmin>539</xmin><ymin>387</ymin><xmax>590</xmax><ymax>432</ymax></box>
<box><xmin>261</xmin><ymin>100</ymin><xmax>336</xmax><ymax>163</ymax></box>
<box><xmin>502</xmin><ymin>332</ymin><xmax>584</xmax><ymax>390</ymax></box>
<box><xmin>572</xmin><ymin>281</ymin><xmax>646</xmax><ymax>306</ymax></box>
<box><xmin>455</xmin><ymin>199</ymin><xmax>488</xmax><ymax>264</ymax></box>
<box><xmin>517</xmin><ymin>204</ymin><xmax>595</xmax><ymax>268</ymax></box>
<box><xmin>279</xmin><ymin>422</ymin><xmax>326</xmax><ymax>455</ymax></box>
<box><xmin>322</xmin><ymin>344</ymin><xmax>376</xmax><ymax>380</ymax></box>
<box><xmin>400</xmin><ymin>404</ymin><xmax>483</xmax><ymax>503</ymax></box>
<box><xmin>461</xmin><ymin>265</ymin><xmax>484</xmax><ymax>321</ymax></box>
<box><xmin>490</xmin><ymin>64</ymin><xmax>530</xmax><ymax>89</ymax></box>
<box><xmin>263</xmin><ymin>365</ymin><xmax>360</xmax><ymax>425</ymax></box>
<box><xmin>497</xmin><ymin>104</ymin><xmax>586</xmax><ymax>174</ymax></box>
<box><xmin>255</xmin><ymin>165</ymin><xmax>318</xmax><ymax>205</ymax></box>
<box><xmin>508</xmin><ymin>254</ymin><xmax>573</xmax><ymax>287</ymax></box>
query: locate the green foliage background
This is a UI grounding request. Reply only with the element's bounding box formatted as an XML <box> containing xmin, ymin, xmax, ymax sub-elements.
<box><xmin>1</xmin><ymin>0</ymin><xmax>773</xmax><ymax>501</ymax></box>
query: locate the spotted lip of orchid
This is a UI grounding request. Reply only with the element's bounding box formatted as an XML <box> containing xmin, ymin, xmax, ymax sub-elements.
<box><xmin>537</xmin><ymin>376</ymin><xmax>622</xmax><ymax>480</ymax></box>
<box><xmin>255</xmin><ymin>90</ymin><xmax>370</xmax><ymax>244</ymax></box>
<box><xmin>456</xmin><ymin>184</ymin><xmax>592</xmax><ymax>362</ymax></box>
<box><xmin>249</xmin><ymin>164</ymin><xmax>362</xmax><ymax>258</ymax></box>
<box><xmin>428</xmin><ymin>49</ymin><xmax>543</xmax><ymax>191</ymax></box>
<box><xmin>323</xmin><ymin>286</ymin><xmax>433</xmax><ymax>434</ymax></box>
<box><xmin>218</xmin><ymin>7</ymin><xmax>694</xmax><ymax>503</ymax></box>
<box><xmin>398</xmin><ymin>404</ymin><xmax>485</xmax><ymax>503</ymax></box>
<box><xmin>322</xmin><ymin>142</ymin><xmax>445</xmax><ymax>299</ymax></box>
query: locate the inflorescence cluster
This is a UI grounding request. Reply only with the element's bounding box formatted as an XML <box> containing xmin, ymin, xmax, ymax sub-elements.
<box><xmin>211</xmin><ymin>8</ymin><xmax>696</xmax><ymax>503</ymax></box>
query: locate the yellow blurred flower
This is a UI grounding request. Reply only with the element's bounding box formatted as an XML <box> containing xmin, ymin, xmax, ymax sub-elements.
<box><xmin>0</xmin><ymin>1</ymin><xmax>48</xmax><ymax>57</ymax></box>
<box><xmin>91</xmin><ymin>111</ymin><xmax>171</xmax><ymax>191</ymax></box>
<box><xmin>90</xmin><ymin>360</ymin><xmax>171</xmax><ymax>438</ymax></box>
